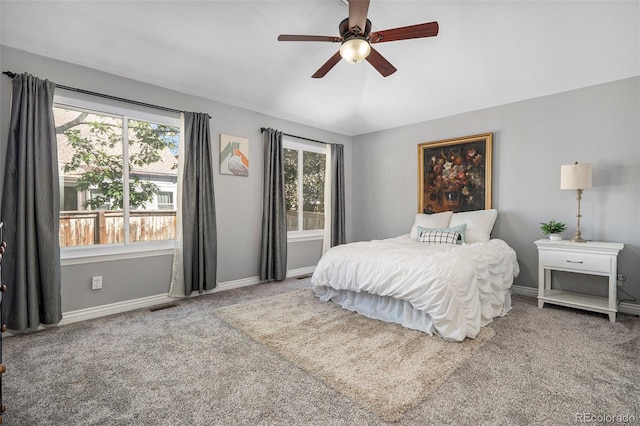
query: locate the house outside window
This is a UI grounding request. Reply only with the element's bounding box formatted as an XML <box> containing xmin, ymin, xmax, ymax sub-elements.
<box><xmin>283</xmin><ymin>139</ymin><xmax>326</xmax><ymax>240</ymax></box>
<box><xmin>54</xmin><ymin>95</ymin><xmax>180</xmax><ymax>254</ymax></box>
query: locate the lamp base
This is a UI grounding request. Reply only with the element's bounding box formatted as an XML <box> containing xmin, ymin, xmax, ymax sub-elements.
<box><xmin>570</xmin><ymin>235</ymin><xmax>587</xmax><ymax>243</ymax></box>
<box><xmin>571</xmin><ymin>188</ymin><xmax>587</xmax><ymax>243</ymax></box>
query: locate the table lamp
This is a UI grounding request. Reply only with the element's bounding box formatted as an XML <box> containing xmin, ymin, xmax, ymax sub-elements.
<box><xmin>560</xmin><ymin>161</ymin><xmax>592</xmax><ymax>243</ymax></box>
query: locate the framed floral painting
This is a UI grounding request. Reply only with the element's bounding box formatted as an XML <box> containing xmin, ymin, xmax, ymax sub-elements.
<box><xmin>418</xmin><ymin>133</ymin><xmax>492</xmax><ymax>213</ymax></box>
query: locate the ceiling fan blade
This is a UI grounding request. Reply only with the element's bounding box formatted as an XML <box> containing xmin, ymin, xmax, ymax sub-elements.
<box><xmin>370</xmin><ymin>21</ymin><xmax>439</xmax><ymax>43</ymax></box>
<box><xmin>365</xmin><ymin>47</ymin><xmax>397</xmax><ymax>77</ymax></box>
<box><xmin>311</xmin><ymin>51</ymin><xmax>342</xmax><ymax>78</ymax></box>
<box><xmin>278</xmin><ymin>34</ymin><xmax>341</xmax><ymax>42</ymax></box>
<box><xmin>348</xmin><ymin>0</ymin><xmax>370</xmax><ymax>35</ymax></box>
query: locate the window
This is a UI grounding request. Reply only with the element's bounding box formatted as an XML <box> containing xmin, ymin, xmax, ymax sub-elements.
<box><xmin>89</xmin><ymin>189</ymin><xmax>113</xmax><ymax>210</ymax></box>
<box><xmin>283</xmin><ymin>140</ymin><xmax>326</xmax><ymax>239</ymax></box>
<box><xmin>62</xmin><ymin>182</ymin><xmax>78</xmax><ymax>211</ymax></box>
<box><xmin>54</xmin><ymin>96</ymin><xmax>180</xmax><ymax>251</ymax></box>
<box><xmin>156</xmin><ymin>191</ymin><xmax>174</xmax><ymax>210</ymax></box>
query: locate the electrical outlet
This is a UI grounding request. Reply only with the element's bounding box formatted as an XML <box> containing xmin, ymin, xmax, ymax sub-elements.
<box><xmin>91</xmin><ymin>275</ymin><xmax>103</xmax><ymax>290</ymax></box>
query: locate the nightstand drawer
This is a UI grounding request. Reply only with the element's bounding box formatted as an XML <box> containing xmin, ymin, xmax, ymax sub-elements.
<box><xmin>541</xmin><ymin>251</ymin><xmax>611</xmax><ymax>273</ymax></box>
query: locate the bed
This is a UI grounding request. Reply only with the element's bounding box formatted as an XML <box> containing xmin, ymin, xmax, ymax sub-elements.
<box><xmin>311</xmin><ymin>209</ymin><xmax>520</xmax><ymax>341</ymax></box>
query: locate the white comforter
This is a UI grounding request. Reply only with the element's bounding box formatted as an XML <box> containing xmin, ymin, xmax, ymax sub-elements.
<box><xmin>311</xmin><ymin>236</ymin><xmax>520</xmax><ymax>341</ymax></box>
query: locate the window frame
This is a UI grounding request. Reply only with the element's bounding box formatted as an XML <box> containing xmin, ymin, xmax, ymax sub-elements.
<box><xmin>282</xmin><ymin>138</ymin><xmax>327</xmax><ymax>242</ymax></box>
<box><xmin>54</xmin><ymin>92</ymin><xmax>181</xmax><ymax>265</ymax></box>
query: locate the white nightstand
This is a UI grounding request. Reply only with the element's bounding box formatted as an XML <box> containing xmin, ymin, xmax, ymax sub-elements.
<box><xmin>534</xmin><ymin>239</ymin><xmax>624</xmax><ymax>322</ymax></box>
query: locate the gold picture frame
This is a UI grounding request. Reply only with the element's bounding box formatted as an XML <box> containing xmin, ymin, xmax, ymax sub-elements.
<box><xmin>418</xmin><ymin>133</ymin><xmax>492</xmax><ymax>213</ymax></box>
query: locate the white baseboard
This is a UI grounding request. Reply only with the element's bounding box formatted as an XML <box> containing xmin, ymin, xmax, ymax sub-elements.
<box><xmin>286</xmin><ymin>265</ymin><xmax>316</xmax><ymax>278</ymax></box>
<box><xmin>511</xmin><ymin>284</ymin><xmax>640</xmax><ymax>316</ymax></box>
<box><xmin>202</xmin><ymin>266</ymin><xmax>315</xmax><ymax>295</ymax></box>
<box><xmin>203</xmin><ymin>276</ymin><xmax>260</xmax><ymax>294</ymax></box>
<box><xmin>57</xmin><ymin>266</ymin><xmax>317</xmax><ymax>326</ymax></box>
<box><xmin>511</xmin><ymin>285</ymin><xmax>538</xmax><ymax>298</ymax></box>
<box><xmin>60</xmin><ymin>293</ymin><xmax>174</xmax><ymax>325</ymax></box>
<box><xmin>11</xmin><ymin>275</ymin><xmax>634</xmax><ymax>334</ymax></box>
<box><xmin>620</xmin><ymin>302</ymin><xmax>640</xmax><ymax>316</ymax></box>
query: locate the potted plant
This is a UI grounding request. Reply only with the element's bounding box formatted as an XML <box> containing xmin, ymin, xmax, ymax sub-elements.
<box><xmin>540</xmin><ymin>220</ymin><xmax>567</xmax><ymax>241</ymax></box>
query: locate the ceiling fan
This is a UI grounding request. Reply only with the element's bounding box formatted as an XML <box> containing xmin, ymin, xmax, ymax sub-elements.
<box><xmin>277</xmin><ymin>0</ymin><xmax>439</xmax><ymax>78</ymax></box>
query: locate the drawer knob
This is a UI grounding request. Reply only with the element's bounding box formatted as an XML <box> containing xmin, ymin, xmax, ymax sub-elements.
<box><xmin>566</xmin><ymin>260</ymin><xmax>584</xmax><ymax>264</ymax></box>
<box><xmin>0</xmin><ymin>284</ymin><xmax>5</xmax><ymax>293</ymax></box>
<box><xmin>0</xmin><ymin>364</ymin><xmax>6</xmax><ymax>374</ymax></box>
<box><xmin>0</xmin><ymin>324</ymin><xmax>5</xmax><ymax>332</ymax></box>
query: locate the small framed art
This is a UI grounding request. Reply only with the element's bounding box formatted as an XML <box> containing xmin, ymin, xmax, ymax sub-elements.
<box><xmin>220</xmin><ymin>134</ymin><xmax>249</xmax><ymax>176</ymax></box>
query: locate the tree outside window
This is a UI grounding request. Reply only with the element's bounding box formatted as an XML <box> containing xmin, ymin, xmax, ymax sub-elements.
<box><xmin>54</xmin><ymin>105</ymin><xmax>179</xmax><ymax>247</ymax></box>
<box><xmin>283</xmin><ymin>143</ymin><xmax>326</xmax><ymax>233</ymax></box>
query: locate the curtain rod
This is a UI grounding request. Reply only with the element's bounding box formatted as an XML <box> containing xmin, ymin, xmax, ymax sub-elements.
<box><xmin>2</xmin><ymin>71</ymin><xmax>211</xmax><ymax>118</ymax></box>
<box><xmin>260</xmin><ymin>127</ymin><xmax>329</xmax><ymax>145</ymax></box>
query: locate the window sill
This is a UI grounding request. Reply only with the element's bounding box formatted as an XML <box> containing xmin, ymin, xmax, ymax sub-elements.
<box><xmin>287</xmin><ymin>232</ymin><xmax>324</xmax><ymax>243</ymax></box>
<box><xmin>61</xmin><ymin>240</ymin><xmax>175</xmax><ymax>266</ymax></box>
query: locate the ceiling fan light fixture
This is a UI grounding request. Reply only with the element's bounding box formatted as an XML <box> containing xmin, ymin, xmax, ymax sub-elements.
<box><xmin>339</xmin><ymin>37</ymin><xmax>371</xmax><ymax>64</ymax></box>
<box><xmin>277</xmin><ymin>0</ymin><xmax>438</xmax><ymax>78</ymax></box>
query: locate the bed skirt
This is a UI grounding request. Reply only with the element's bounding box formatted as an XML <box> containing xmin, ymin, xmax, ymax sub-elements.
<box><xmin>313</xmin><ymin>286</ymin><xmax>512</xmax><ymax>339</ymax></box>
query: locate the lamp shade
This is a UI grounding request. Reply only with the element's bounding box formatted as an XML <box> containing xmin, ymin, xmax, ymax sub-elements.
<box><xmin>339</xmin><ymin>38</ymin><xmax>371</xmax><ymax>64</ymax></box>
<box><xmin>560</xmin><ymin>162</ymin><xmax>592</xmax><ymax>190</ymax></box>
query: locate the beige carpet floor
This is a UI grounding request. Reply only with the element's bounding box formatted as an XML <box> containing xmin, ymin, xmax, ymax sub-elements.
<box><xmin>3</xmin><ymin>278</ymin><xmax>639</xmax><ymax>425</ymax></box>
<box><xmin>215</xmin><ymin>288</ymin><xmax>494</xmax><ymax>422</ymax></box>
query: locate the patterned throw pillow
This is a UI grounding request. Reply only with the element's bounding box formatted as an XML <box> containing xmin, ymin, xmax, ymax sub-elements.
<box><xmin>418</xmin><ymin>230</ymin><xmax>461</xmax><ymax>245</ymax></box>
<box><xmin>416</xmin><ymin>223</ymin><xmax>467</xmax><ymax>244</ymax></box>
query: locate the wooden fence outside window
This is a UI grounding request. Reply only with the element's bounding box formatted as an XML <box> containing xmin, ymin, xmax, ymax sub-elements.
<box><xmin>59</xmin><ymin>210</ymin><xmax>177</xmax><ymax>247</ymax></box>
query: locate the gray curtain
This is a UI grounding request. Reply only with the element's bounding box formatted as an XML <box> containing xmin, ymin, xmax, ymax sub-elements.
<box><xmin>181</xmin><ymin>112</ymin><xmax>217</xmax><ymax>295</ymax></box>
<box><xmin>330</xmin><ymin>143</ymin><xmax>346</xmax><ymax>246</ymax></box>
<box><xmin>0</xmin><ymin>73</ymin><xmax>62</xmax><ymax>330</ymax></box>
<box><xmin>259</xmin><ymin>128</ymin><xmax>287</xmax><ymax>281</ymax></box>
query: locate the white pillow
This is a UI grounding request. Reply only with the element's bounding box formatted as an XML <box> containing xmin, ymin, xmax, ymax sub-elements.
<box><xmin>449</xmin><ymin>209</ymin><xmax>498</xmax><ymax>243</ymax></box>
<box><xmin>409</xmin><ymin>211</ymin><xmax>453</xmax><ymax>240</ymax></box>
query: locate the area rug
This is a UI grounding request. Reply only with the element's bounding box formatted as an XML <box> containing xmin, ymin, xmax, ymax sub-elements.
<box><xmin>215</xmin><ymin>288</ymin><xmax>494</xmax><ymax>421</ymax></box>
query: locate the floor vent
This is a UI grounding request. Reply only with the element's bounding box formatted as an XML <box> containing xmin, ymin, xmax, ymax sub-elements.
<box><xmin>149</xmin><ymin>303</ymin><xmax>178</xmax><ymax>312</ymax></box>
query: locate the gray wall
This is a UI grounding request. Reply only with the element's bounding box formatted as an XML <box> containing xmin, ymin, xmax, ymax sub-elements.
<box><xmin>352</xmin><ymin>77</ymin><xmax>640</xmax><ymax>304</ymax></box>
<box><xmin>0</xmin><ymin>45</ymin><xmax>352</xmax><ymax>311</ymax></box>
<box><xmin>2</xmin><ymin>44</ymin><xmax>638</xmax><ymax>313</ymax></box>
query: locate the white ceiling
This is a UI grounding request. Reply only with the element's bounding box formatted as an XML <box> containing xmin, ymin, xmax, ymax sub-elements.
<box><xmin>1</xmin><ymin>1</ymin><xmax>638</xmax><ymax>136</ymax></box>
